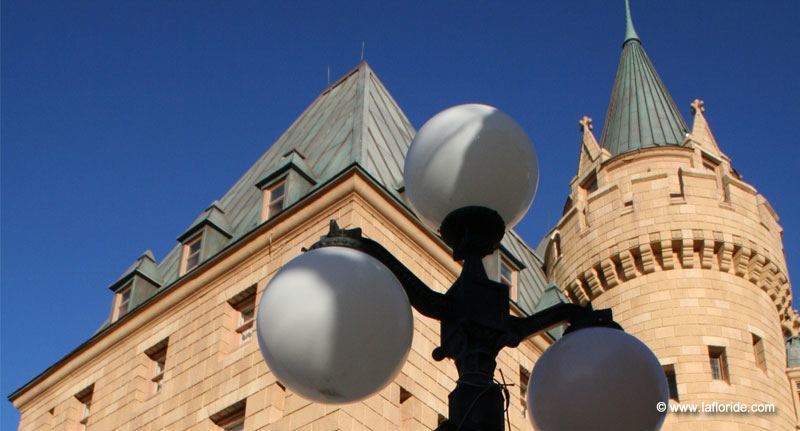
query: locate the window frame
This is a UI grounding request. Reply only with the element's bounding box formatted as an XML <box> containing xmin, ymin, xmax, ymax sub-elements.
<box><xmin>663</xmin><ymin>364</ymin><xmax>679</xmax><ymax>401</ymax></box>
<box><xmin>114</xmin><ymin>282</ymin><xmax>133</xmax><ymax>321</ymax></box>
<box><xmin>752</xmin><ymin>333</ymin><xmax>767</xmax><ymax>372</ymax></box>
<box><xmin>499</xmin><ymin>257</ymin><xmax>519</xmax><ymax>301</ymax></box>
<box><xmin>236</xmin><ymin>304</ymin><xmax>256</xmax><ymax>346</ymax></box>
<box><xmin>181</xmin><ymin>232</ymin><xmax>203</xmax><ymax>275</ymax></box>
<box><xmin>150</xmin><ymin>348</ymin><xmax>167</xmax><ymax>394</ymax></box>
<box><xmin>519</xmin><ymin>365</ymin><xmax>530</xmax><ymax>416</ymax></box>
<box><xmin>236</xmin><ymin>301</ymin><xmax>256</xmax><ymax>346</ymax></box>
<box><xmin>210</xmin><ymin>400</ymin><xmax>246</xmax><ymax>431</ymax></box>
<box><xmin>74</xmin><ymin>385</ymin><xmax>93</xmax><ymax>430</ymax></box>
<box><xmin>261</xmin><ymin>178</ymin><xmax>287</xmax><ymax>221</ymax></box>
<box><xmin>708</xmin><ymin>346</ymin><xmax>730</xmax><ymax>382</ymax></box>
<box><xmin>228</xmin><ymin>285</ymin><xmax>257</xmax><ymax>349</ymax></box>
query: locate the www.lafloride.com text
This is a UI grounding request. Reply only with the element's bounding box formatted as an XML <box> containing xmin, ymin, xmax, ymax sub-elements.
<box><xmin>656</xmin><ymin>401</ymin><xmax>776</xmax><ymax>414</ymax></box>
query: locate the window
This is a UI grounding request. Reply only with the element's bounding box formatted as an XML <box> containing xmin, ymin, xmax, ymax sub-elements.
<box><xmin>146</xmin><ymin>340</ymin><xmax>168</xmax><ymax>395</ymax></box>
<box><xmin>211</xmin><ymin>400</ymin><xmax>246</xmax><ymax>431</ymax></box>
<box><xmin>796</xmin><ymin>380</ymin><xmax>800</xmax><ymax>404</ymax></box>
<box><xmin>228</xmin><ymin>286</ymin><xmax>257</xmax><ymax>347</ymax></box>
<box><xmin>262</xmin><ymin>180</ymin><xmax>286</xmax><ymax>220</ymax></box>
<box><xmin>708</xmin><ymin>346</ymin><xmax>729</xmax><ymax>382</ymax></box>
<box><xmin>752</xmin><ymin>334</ymin><xmax>767</xmax><ymax>371</ymax></box>
<box><xmin>237</xmin><ymin>302</ymin><xmax>255</xmax><ymax>345</ymax></box>
<box><xmin>115</xmin><ymin>284</ymin><xmax>132</xmax><ymax>320</ymax></box>
<box><xmin>499</xmin><ymin>258</ymin><xmax>518</xmax><ymax>300</ymax></box>
<box><xmin>519</xmin><ymin>366</ymin><xmax>530</xmax><ymax>416</ymax></box>
<box><xmin>222</xmin><ymin>418</ymin><xmax>244</xmax><ymax>431</ymax></box>
<box><xmin>553</xmin><ymin>233</ymin><xmax>562</xmax><ymax>259</ymax></box>
<box><xmin>582</xmin><ymin>173</ymin><xmax>598</xmax><ymax>194</ymax></box>
<box><xmin>663</xmin><ymin>364</ymin><xmax>679</xmax><ymax>401</ymax></box>
<box><xmin>74</xmin><ymin>385</ymin><xmax>93</xmax><ymax>431</ymax></box>
<box><xmin>702</xmin><ymin>155</ymin><xmax>719</xmax><ymax>172</ymax></box>
<box><xmin>181</xmin><ymin>233</ymin><xmax>203</xmax><ymax>274</ymax></box>
<box><xmin>399</xmin><ymin>386</ymin><xmax>412</xmax><ymax>404</ymax></box>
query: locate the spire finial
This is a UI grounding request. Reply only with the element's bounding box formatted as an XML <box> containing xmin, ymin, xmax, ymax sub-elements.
<box><xmin>624</xmin><ymin>0</ymin><xmax>640</xmax><ymax>43</ymax></box>
<box><xmin>691</xmin><ymin>99</ymin><xmax>705</xmax><ymax>114</ymax></box>
<box><xmin>579</xmin><ymin>116</ymin><xmax>593</xmax><ymax>132</ymax></box>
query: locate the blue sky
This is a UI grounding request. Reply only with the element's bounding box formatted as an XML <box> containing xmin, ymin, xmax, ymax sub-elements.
<box><xmin>2</xmin><ymin>1</ymin><xmax>799</xmax><ymax>427</ymax></box>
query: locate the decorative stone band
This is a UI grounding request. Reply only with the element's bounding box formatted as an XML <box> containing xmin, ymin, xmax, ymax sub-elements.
<box><xmin>560</xmin><ymin>229</ymin><xmax>797</xmax><ymax>335</ymax></box>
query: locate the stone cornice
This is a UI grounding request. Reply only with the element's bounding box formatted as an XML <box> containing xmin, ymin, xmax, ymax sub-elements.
<box><xmin>560</xmin><ymin>229</ymin><xmax>798</xmax><ymax>336</ymax></box>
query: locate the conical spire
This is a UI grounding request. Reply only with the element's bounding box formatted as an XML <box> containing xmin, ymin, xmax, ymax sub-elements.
<box><xmin>599</xmin><ymin>1</ymin><xmax>688</xmax><ymax>156</ymax></box>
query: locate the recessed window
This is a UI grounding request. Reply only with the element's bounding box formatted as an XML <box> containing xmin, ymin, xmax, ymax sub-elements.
<box><xmin>115</xmin><ymin>283</ymin><xmax>132</xmax><ymax>320</ymax></box>
<box><xmin>663</xmin><ymin>364</ymin><xmax>679</xmax><ymax>401</ymax></box>
<box><xmin>237</xmin><ymin>301</ymin><xmax>255</xmax><ymax>346</ymax></box>
<box><xmin>795</xmin><ymin>380</ymin><xmax>800</xmax><ymax>404</ymax></box>
<box><xmin>181</xmin><ymin>233</ymin><xmax>203</xmax><ymax>274</ymax></box>
<box><xmin>228</xmin><ymin>286</ymin><xmax>257</xmax><ymax>347</ymax></box>
<box><xmin>75</xmin><ymin>385</ymin><xmax>93</xmax><ymax>431</ymax></box>
<box><xmin>262</xmin><ymin>180</ymin><xmax>286</xmax><ymax>221</ymax></box>
<box><xmin>708</xmin><ymin>346</ymin><xmax>729</xmax><ymax>382</ymax></box>
<box><xmin>702</xmin><ymin>155</ymin><xmax>719</xmax><ymax>172</ymax></box>
<box><xmin>553</xmin><ymin>233</ymin><xmax>562</xmax><ymax>259</ymax></box>
<box><xmin>752</xmin><ymin>334</ymin><xmax>767</xmax><ymax>371</ymax></box>
<box><xmin>400</xmin><ymin>386</ymin><xmax>412</xmax><ymax>404</ymax></box>
<box><xmin>519</xmin><ymin>366</ymin><xmax>530</xmax><ymax>416</ymax></box>
<box><xmin>146</xmin><ymin>340</ymin><xmax>168</xmax><ymax>395</ymax></box>
<box><xmin>582</xmin><ymin>173</ymin><xmax>598</xmax><ymax>194</ymax></box>
<box><xmin>211</xmin><ymin>400</ymin><xmax>246</xmax><ymax>431</ymax></box>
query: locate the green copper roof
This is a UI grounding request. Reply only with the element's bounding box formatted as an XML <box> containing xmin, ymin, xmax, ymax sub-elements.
<box><xmin>599</xmin><ymin>1</ymin><xmax>688</xmax><ymax>156</ymax></box>
<box><xmin>112</xmin><ymin>61</ymin><xmax>552</xmax><ymax>315</ymax></box>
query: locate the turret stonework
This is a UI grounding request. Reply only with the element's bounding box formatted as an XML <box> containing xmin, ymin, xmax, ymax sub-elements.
<box><xmin>544</xmin><ymin>108</ymin><xmax>797</xmax><ymax>429</ymax></box>
<box><xmin>540</xmin><ymin>3</ymin><xmax>800</xmax><ymax>429</ymax></box>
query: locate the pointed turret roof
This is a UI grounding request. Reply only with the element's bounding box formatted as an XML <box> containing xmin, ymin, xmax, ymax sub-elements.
<box><xmin>599</xmin><ymin>1</ymin><xmax>688</xmax><ymax>156</ymax></box>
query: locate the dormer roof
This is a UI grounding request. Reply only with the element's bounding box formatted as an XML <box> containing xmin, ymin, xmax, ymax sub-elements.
<box><xmin>177</xmin><ymin>200</ymin><xmax>232</xmax><ymax>242</ymax></box>
<box><xmin>108</xmin><ymin>250</ymin><xmax>162</xmax><ymax>291</ymax></box>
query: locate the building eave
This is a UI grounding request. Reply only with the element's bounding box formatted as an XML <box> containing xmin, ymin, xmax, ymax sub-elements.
<box><xmin>7</xmin><ymin>163</ymin><xmax>447</xmax><ymax>406</ymax></box>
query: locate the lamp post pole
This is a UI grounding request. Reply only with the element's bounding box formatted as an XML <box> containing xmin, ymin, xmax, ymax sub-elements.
<box><xmin>257</xmin><ymin>104</ymin><xmax>668</xmax><ymax>431</ymax></box>
<box><xmin>309</xmin><ymin>213</ymin><xmax>620</xmax><ymax>430</ymax></box>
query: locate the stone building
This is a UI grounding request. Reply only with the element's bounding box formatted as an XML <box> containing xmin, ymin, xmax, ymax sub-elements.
<box><xmin>9</xmin><ymin>4</ymin><xmax>799</xmax><ymax>431</ymax></box>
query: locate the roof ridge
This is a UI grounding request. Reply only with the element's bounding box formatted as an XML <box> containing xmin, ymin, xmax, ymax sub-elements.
<box><xmin>350</xmin><ymin>61</ymin><xmax>371</xmax><ymax>167</ymax></box>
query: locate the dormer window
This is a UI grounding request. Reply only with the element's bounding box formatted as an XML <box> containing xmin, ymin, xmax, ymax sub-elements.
<box><xmin>262</xmin><ymin>179</ymin><xmax>286</xmax><ymax>221</ymax></box>
<box><xmin>181</xmin><ymin>233</ymin><xmax>203</xmax><ymax>274</ymax></box>
<box><xmin>114</xmin><ymin>283</ymin><xmax>132</xmax><ymax>320</ymax></box>
<box><xmin>500</xmin><ymin>258</ymin><xmax>518</xmax><ymax>301</ymax></box>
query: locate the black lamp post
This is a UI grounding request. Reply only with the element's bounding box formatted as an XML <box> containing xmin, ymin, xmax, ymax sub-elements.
<box><xmin>256</xmin><ymin>105</ymin><xmax>668</xmax><ymax>431</ymax></box>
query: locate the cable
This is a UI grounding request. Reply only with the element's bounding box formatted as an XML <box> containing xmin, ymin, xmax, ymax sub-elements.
<box><xmin>454</xmin><ymin>371</ymin><xmax>515</xmax><ymax>431</ymax></box>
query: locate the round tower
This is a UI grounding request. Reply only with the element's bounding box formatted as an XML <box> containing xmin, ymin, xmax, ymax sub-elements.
<box><xmin>541</xmin><ymin>3</ymin><xmax>798</xmax><ymax>430</ymax></box>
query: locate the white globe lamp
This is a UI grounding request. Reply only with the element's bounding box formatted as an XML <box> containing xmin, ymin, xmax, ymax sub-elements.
<box><xmin>403</xmin><ymin>104</ymin><xmax>539</xmax><ymax>232</ymax></box>
<box><xmin>256</xmin><ymin>246</ymin><xmax>414</xmax><ymax>404</ymax></box>
<box><xmin>528</xmin><ymin>327</ymin><xmax>668</xmax><ymax>431</ymax></box>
